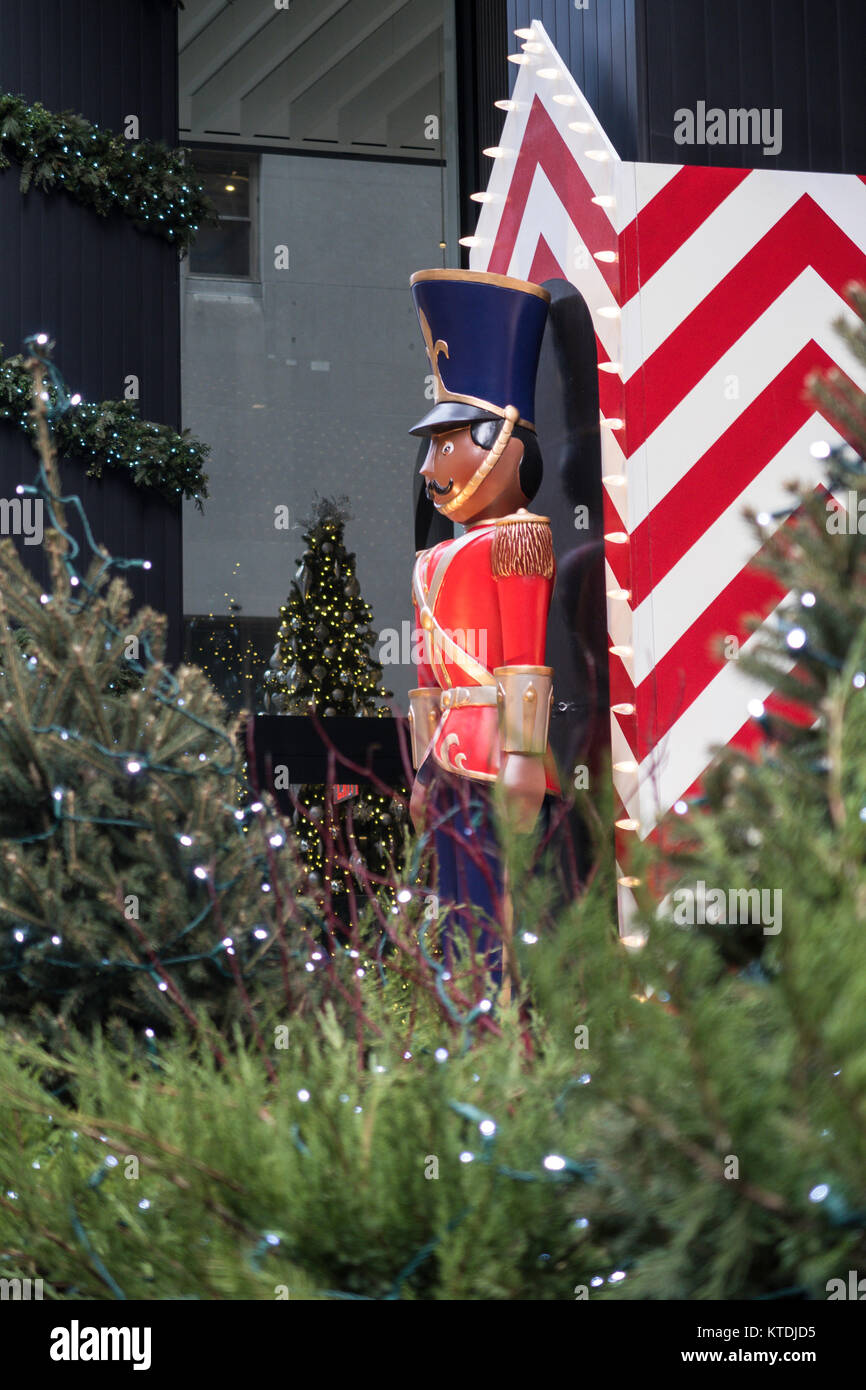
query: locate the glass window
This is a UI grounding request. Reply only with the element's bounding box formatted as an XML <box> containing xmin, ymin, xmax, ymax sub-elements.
<box><xmin>188</xmin><ymin>151</ymin><xmax>257</xmax><ymax>279</ymax></box>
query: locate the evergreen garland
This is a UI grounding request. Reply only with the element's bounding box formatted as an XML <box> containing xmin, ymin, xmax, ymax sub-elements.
<box><xmin>0</xmin><ymin>343</ymin><xmax>209</xmax><ymax>506</ymax></box>
<box><xmin>0</xmin><ymin>92</ymin><xmax>215</xmax><ymax>254</ymax></box>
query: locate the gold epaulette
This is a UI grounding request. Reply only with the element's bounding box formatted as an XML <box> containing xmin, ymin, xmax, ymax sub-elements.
<box><xmin>491</xmin><ymin>509</ymin><xmax>554</xmax><ymax>579</ymax></box>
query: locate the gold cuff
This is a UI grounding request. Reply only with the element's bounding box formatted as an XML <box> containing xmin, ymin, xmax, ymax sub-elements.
<box><xmin>494</xmin><ymin>666</ymin><xmax>553</xmax><ymax>755</ymax></box>
<box><xmin>408</xmin><ymin>688</ymin><xmax>441</xmax><ymax>769</ymax></box>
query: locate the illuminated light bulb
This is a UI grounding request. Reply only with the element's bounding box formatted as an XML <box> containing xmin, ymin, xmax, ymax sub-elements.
<box><xmin>193</xmin><ymin>866</ymin><xmax>208</xmax><ymax>880</ymax></box>
<box><xmin>601</xmin><ymin>416</ymin><xmax>625</xmax><ymax>430</ymax></box>
<box><xmin>459</xmin><ymin>235</ymin><xmax>487</xmax><ymax>248</ymax></box>
<box><xmin>536</xmin><ymin>66</ymin><xmax>559</xmax><ymax>78</ymax></box>
<box><xmin>603</xmin><ymin>475</ymin><xmax>627</xmax><ymax>487</ymax></box>
<box><xmin>585</xmin><ymin>149</ymin><xmax>610</xmax><ymax>161</ymax></box>
<box><xmin>604</xmin><ymin>531</ymin><xmax>629</xmax><ymax>544</ymax></box>
<box><xmin>513</xmin><ymin>27</ymin><xmax>534</xmax><ymax>38</ymax></box>
<box><xmin>615</xmin><ymin>817</ymin><xmax>640</xmax><ymax>831</ymax></box>
<box><xmin>611</xmin><ymin>702</ymin><xmax>636</xmax><ymax>715</ymax></box>
<box><xmin>543</xmin><ymin>1154</ymin><xmax>566</xmax><ymax>1172</ymax></box>
<box><xmin>607</xmin><ymin>587</ymin><xmax>631</xmax><ymax>600</ymax></box>
<box><xmin>609</xmin><ymin>644</ymin><xmax>633</xmax><ymax>658</ymax></box>
<box><xmin>269</xmin><ymin>833</ymin><xmax>284</xmax><ymax>847</ymax></box>
<box><xmin>594</xmin><ymin>250</ymin><xmax>618</xmax><ymax>263</ymax></box>
<box><xmin>35</xmin><ymin>333</ymin><xmax>49</xmax><ymax>345</ymax></box>
<box><xmin>478</xmin><ymin>999</ymin><xmax>492</xmax><ymax>1013</ymax></box>
<box><xmin>459</xmin><ymin>1151</ymin><xmax>474</xmax><ymax>1163</ymax></box>
<box><xmin>157</xmin><ymin>981</ymin><xmax>169</xmax><ymax>992</ymax></box>
<box><xmin>479</xmin><ymin>1119</ymin><xmax>496</xmax><ymax>1136</ymax></box>
<box><xmin>597</xmin><ymin>305</ymin><xmax>620</xmax><ymax>318</ymax></box>
<box><xmin>618</xmin><ymin>875</ymin><xmax>641</xmax><ymax>888</ymax></box>
<box><xmin>522</xmin><ymin>931</ymin><xmax>538</xmax><ymax>944</ymax></box>
<box><xmin>126</xmin><ymin>760</ymin><xmax>141</xmax><ymax>773</ymax></box>
<box><xmin>396</xmin><ymin>888</ymin><xmax>412</xmax><ymax>903</ymax></box>
<box><xmin>810</xmin><ymin>440</ymin><xmax>831</xmax><ymax>459</ymax></box>
<box><xmin>483</xmin><ymin>146</ymin><xmax>512</xmax><ymax>158</ymax></box>
<box><xmin>253</xmin><ymin>928</ymin><xmax>268</xmax><ymax>940</ymax></box>
<box><xmin>494</xmin><ymin>99</ymin><xmax>521</xmax><ymax>111</ymax></box>
<box><xmin>70</xmin><ymin>393</ymin><xmax>81</xmax><ymax>405</ymax></box>
<box><xmin>786</xmin><ymin>627</ymin><xmax>807</xmax><ymax>650</ymax></box>
<box><xmin>747</xmin><ymin>699</ymin><xmax>766</xmax><ymax>719</ymax></box>
<box><xmin>621</xmin><ymin>931</ymin><xmax>648</xmax><ymax>952</ymax></box>
<box><xmin>179</xmin><ymin>834</ymin><xmax>193</xmax><ymax>846</ymax></box>
<box><xmin>434</xmin><ymin>1047</ymin><xmax>449</xmax><ymax>1063</ymax></box>
<box><xmin>598</xmin><ymin>360</ymin><xmax>622</xmax><ymax>373</ymax></box>
<box><xmin>552</xmin><ymin>93</ymin><xmax>578</xmax><ymax>106</ymax></box>
<box><xmin>297</xmin><ymin>1089</ymin><xmax>310</xmax><ymax>1102</ymax></box>
<box><xmin>613</xmin><ymin>759</ymin><xmax>638</xmax><ymax>773</ymax></box>
<box><xmin>507</xmin><ymin>53</ymin><xmax>531</xmax><ymax>65</ymax></box>
<box><xmin>568</xmin><ymin>121</ymin><xmax>593</xmax><ymax>134</ymax></box>
<box><xmin>470</xmin><ymin>191</ymin><xmax>497</xmax><ymax>203</ymax></box>
<box><xmin>673</xmin><ymin>799</ymin><xmax>689</xmax><ymax>815</ymax></box>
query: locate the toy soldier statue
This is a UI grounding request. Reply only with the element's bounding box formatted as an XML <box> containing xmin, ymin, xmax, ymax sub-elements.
<box><xmin>406</xmin><ymin>268</ymin><xmax>558</xmax><ymax>976</ymax></box>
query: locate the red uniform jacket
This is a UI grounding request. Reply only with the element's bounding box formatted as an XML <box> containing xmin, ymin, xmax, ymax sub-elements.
<box><xmin>411</xmin><ymin>511</ymin><xmax>559</xmax><ymax>792</ymax></box>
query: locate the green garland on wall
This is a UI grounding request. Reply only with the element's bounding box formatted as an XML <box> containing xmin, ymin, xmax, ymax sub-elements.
<box><xmin>0</xmin><ymin>346</ymin><xmax>209</xmax><ymax>507</ymax></box>
<box><xmin>0</xmin><ymin>92</ymin><xmax>215</xmax><ymax>254</ymax></box>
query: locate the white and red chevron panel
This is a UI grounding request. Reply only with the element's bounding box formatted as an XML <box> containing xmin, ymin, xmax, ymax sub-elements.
<box><xmin>468</xmin><ymin>21</ymin><xmax>866</xmax><ymax>929</ymax></box>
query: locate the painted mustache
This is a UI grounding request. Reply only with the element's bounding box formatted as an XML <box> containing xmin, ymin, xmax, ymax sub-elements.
<box><xmin>426</xmin><ymin>477</ymin><xmax>454</xmax><ymax>498</ymax></box>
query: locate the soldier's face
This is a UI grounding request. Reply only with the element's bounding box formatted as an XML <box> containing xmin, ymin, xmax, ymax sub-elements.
<box><xmin>420</xmin><ymin>425</ymin><xmax>527</xmax><ymax>524</ymax></box>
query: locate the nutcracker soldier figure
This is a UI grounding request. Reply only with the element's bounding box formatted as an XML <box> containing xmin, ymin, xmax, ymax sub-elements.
<box><xmin>406</xmin><ymin>268</ymin><xmax>558</xmax><ymax>980</ymax></box>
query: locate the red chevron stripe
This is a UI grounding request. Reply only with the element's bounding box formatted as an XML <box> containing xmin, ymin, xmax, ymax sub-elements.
<box><xmin>634</xmin><ymin>560</ymin><xmax>784</xmax><ymax>760</ymax></box>
<box><xmin>618</xmin><ymin>166</ymin><xmax>752</xmax><ymax>304</ymax></box>
<box><xmin>487</xmin><ymin>96</ymin><xmax>620</xmax><ymax>297</ymax></box>
<box><xmin>627</xmin><ymin>345</ymin><xmax>837</xmax><ymax>606</ymax></box>
<box><xmin>622</xmin><ymin>197</ymin><xmax>866</xmax><ymax>452</ymax></box>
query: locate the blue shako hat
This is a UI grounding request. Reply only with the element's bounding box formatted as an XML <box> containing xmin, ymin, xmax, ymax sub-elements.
<box><xmin>409</xmin><ymin>269</ymin><xmax>550</xmax><ymax>436</ymax></box>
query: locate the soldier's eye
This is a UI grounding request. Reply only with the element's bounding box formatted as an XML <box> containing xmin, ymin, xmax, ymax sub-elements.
<box><xmin>441</xmin><ymin>441</ymin><xmax>454</xmax><ymax>455</ymax></box>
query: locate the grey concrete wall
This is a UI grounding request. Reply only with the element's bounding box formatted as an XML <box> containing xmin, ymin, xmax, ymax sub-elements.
<box><xmin>181</xmin><ymin>152</ymin><xmax>445</xmax><ymax>707</ymax></box>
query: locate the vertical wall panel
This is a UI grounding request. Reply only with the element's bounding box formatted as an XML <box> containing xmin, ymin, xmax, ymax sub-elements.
<box><xmin>0</xmin><ymin>0</ymin><xmax>183</xmax><ymax>661</ymax></box>
<box><xmin>506</xmin><ymin>0</ymin><xmax>866</xmax><ymax>172</ymax></box>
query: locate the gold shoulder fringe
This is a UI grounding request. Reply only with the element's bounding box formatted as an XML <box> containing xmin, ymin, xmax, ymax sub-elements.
<box><xmin>491</xmin><ymin>512</ymin><xmax>554</xmax><ymax>579</ymax></box>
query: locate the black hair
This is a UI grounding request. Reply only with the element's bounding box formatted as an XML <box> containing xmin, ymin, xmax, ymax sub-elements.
<box><xmin>469</xmin><ymin>417</ymin><xmax>543</xmax><ymax>502</ymax></box>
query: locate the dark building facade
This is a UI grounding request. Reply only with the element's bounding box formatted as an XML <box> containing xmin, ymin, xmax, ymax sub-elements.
<box><xmin>0</xmin><ymin>0</ymin><xmax>182</xmax><ymax>659</ymax></box>
<box><xmin>509</xmin><ymin>0</ymin><xmax>866</xmax><ymax>173</ymax></box>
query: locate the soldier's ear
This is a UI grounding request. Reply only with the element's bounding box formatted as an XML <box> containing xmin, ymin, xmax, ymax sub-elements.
<box><xmin>469</xmin><ymin>418</ymin><xmax>499</xmax><ymax>451</ymax></box>
<box><xmin>516</xmin><ymin>428</ymin><xmax>542</xmax><ymax>501</ymax></box>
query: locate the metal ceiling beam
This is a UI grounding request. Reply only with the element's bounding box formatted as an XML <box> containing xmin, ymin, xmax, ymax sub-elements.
<box><xmin>337</xmin><ymin>31</ymin><xmax>442</xmax><ymax>146</ymax></box>
<box><xmin>290</xmin><ymin>0</ymin><xmax>441</xmax><ymax>141</ymax></box>
<box><xmin>188</xmin><ymin>0</ymin><xmax>349</xmax><ymax>132</ymax></box>
<box><xmin>239</xmin><ymin>0</ymin><xmax>411</xmax><ymax>138</ymax></box>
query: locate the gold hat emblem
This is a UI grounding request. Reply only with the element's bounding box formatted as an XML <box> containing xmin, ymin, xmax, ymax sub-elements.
<box><xmin>418</xmin><ymin>307</ymin><xmax>449</xmax><ymax>401</ymax></box>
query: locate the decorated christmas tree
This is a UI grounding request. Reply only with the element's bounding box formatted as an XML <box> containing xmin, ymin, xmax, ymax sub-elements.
<box><xmin>262</xmin><ymin>497</ymin><xmax>406</xmax><ymax>905</ymax></box>
<box><xmin>263</xmin><ymin>496</ymin><xmax>391</xmax><ymax>719</ymax></box>
<box><xmin>0</xmin><ymin>339</ymin><xmax>308</xmax><ymax>1046</ymax></box>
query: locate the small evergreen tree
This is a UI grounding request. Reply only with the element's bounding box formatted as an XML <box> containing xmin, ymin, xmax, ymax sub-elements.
<box><xmin>263</xmin><ymin>498</ymin><xmax>406</xmax><ymax>905</ymax></box>
<box><xmin>0</xmin><ymin>340</ymin><xmax>308</xmax><ymax>1045</ymax></box>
